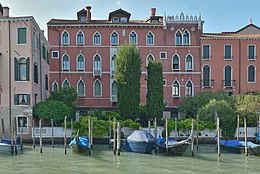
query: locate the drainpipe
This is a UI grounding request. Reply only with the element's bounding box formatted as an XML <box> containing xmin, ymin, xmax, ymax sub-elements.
<box><xmin>50</xmin><ymin>27</ymin><xmax>61</xmax><ymax>89</ymax></box>
<box><xmin>8</xmin><ymin>20</ymin><xmax>12</xmax><ymax>137</ymax></box>
<box><xmin>39</xmin><ymin>33</ymin><xmax>42</xmax><ymax>101</ymax></box>
<box><xmin>238</xmin><ymin>40</ymin><xmax>241</xmax><ymax>94</ymax></box>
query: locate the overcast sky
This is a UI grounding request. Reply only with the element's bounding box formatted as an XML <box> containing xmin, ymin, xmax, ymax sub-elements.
<box><xmin>2</xmin><ymin>0</ymin><xmax>260</xmax><ymax>37</ymax></box>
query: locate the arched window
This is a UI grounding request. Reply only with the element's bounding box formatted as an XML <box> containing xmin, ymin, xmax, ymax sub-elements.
<box><xmin>62</xmin><ymin>54</ymin><xmax>70</xmax><ymax>70</ymax></box>
<box><xmin>175</xmin><ymin>30</ymin><xmax>182</xmax><ymax>45</ymax></box>
<box><xmin>183</xmin><ymin>30</ymin><xmax>190</xmax><ymax>45</ymax></box>
<box><xmin>146</xmin><ymin>32</ymin><xmax>154</xmax><ymax>45</ymax></box>
<box><xmin>185</xmin><ymin>55</ymin><xmax>193</xmax><ymax>70</ymax></box>
<box><xmin>77</xmin><ymin>80</ymin><xmax>85</xmax><ymax>97</ymax></box>
<box><xmin>76</xmin><ymin>31</ymin><xmax>84</xmax><ymax>45</ymax></box>
<box><xmin>203</xmin><ymin>65</ymin><xmax>210</xmax><ymax>87</ymax></box>
<box><xmin>172</xmin><ymin>81</ymin><xmax>180</xmax><ymax>97</ymax></box>
<box><xmin>19</xmin><ymin>58</ymin><xmax>27</xmax><ymax>81</ymax></box>
<box><xmin>224</xmin><ymin>65</ymin><xmax>232</xmax><ymax>87</ymax></box>
<box><xmin>77</xmin><ymin>54</ymin><xmax>85</xmax><ymax>70</ymax></box>
<box><xmin>62</xmin><ymin>31</ymin><xmax>69</xmax><ymax>45</ymax></box>
<box><xmin>129</xmin><ymin>31</ymin><xmax>137</xmax><ymax>45</ymax></box>
<box><xmin>94</xmin><ymin>54</ymin><xmax>101</xmax><ymax>70</ymax></box>
<box><xmin>111</xmin><ymin>31</ymin><xmax>118</xmax><ymax>45</ymax></box>
<box><xmin>14</xmin><ymin>57</ymin><xmax>29</xmax><ymax>81</ymax></box>
<box><xmin>172</xmin><ymin>55</ymin><xmax>180</xmax><ymax>70</ymax></box>
<box><xmin>94</xmin><ymin>80</ymin><xmax>102</xmax><ymax>96</ymax></box>
<box><xmin>146</xmin><ymin>54</ymin><xmax>154</xmax><ymax>66</ymax></box>
<box><xmin>62</xmin><ymin>79</ymin><xmax>70</xmax><ymax>88</ymax></box>
<box><xmin>248</xmin><ymin>65</ymin><xmax>255</xmax><ymax>82</ymax></box>
<box><xmin>186</xmin><ymin>81</ymin><xmax>193</xmax><ymax>96</ymax></box>
<box><xmin>112</xmin><ymin>81</ymin><xmax>117</xmax><ymax>95</ymax></box>
<box><xmin>111</xmin><ymin>54</ymin><xmax>116</xmax><ymax>71</ymax></box>
<box><xmin>52</xmin><ymin>81</ymin><xmax>58</xmax><ymax>92</ymax></box>
<box><xmin>93</xmin><ymin>32</ymin><xmax>101</xmax><ymax>45</ymax></box>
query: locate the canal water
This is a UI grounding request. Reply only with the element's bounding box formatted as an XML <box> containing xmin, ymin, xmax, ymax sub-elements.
<box><xmin>0</xmin><ymin>144</ymin><xmax>259</xmax><ymax>174</ymax></box>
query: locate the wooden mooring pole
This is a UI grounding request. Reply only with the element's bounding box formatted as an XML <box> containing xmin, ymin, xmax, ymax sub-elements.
<box><xmin>32</xmin><ymin>119</ymin><xmax>35</xmax><ymax>149</ymax></box>
<box><xmin>117</xmin><ymin>122</ymin><xmax>121</xmax><ymax>156</ymax></box>
<box><xmin>108</xmin><ymin>118</ymin><xmax>112</xmax><ymax>148</ymax></box>
<box><xmin>165</xmin><ymin>118</ymin><xmax>168</xmax><ymax>156</ymax></box>
<box><xmin>217</xmin><ymin>116</ymin><xmax>220</xmax><ymax>157</ymax></box>
<box><xmin>191</xmin><ymin>119</ymin><xmax>194</xmax><ymax>157</ymax></box>
<box><xmin>113</xmin><ymin>117</ymin><xmax>117</xmax><ymax>155</ymax></box>
<box><xmin>64</xmin><ymin>116</ymin><xmax>67</xmax><ymax>155</ymax></box>
<box><xmin>71</xmin><ymin>118</ymin><xmax>73</xmax><ymax>141</ymax></box>
<box><xmin>40</xmin><ymin>119</ymin><xmax>42</xmax><ymax>153</ymax></box>
<box><xmin>13</xmin><ymin>118</ymin><xmax>17</xmax><ymax>154</ymax></box>
<box><xmin>175</xmin><ymin>117</ymin><xmax>178</xmax><ymax>141</ymax></box>
<box><xmin>244</xmin><ymin>118</ymin><xmax>248</xmax><ymax>156</ymax></box>
<box><xmin>196</xmin><ymin>115</ymin><xmax>199</xmax><ymax>151</ymax></box>
<box><xmin>90</xmin><ymin>117</ymin><xmax>93</xmax><ymax>155</ymax></box>
<box><xmin>1</xmin><ymin>118</ymin><xmax>5</xmax><ymax>138</ymax></box>
<box><xmin>154</xmin><ymin>117</ymin><xmax>158</xmax><ymax>154</ymax></box>
<box><xmin>237</xmin><ymin>115</ymin><xmax>240</xmax><ymax>141</ymax></box>
<box><xmin>51</xmin><ymin>119</ymin><xmax>54</xmax><ymax>148</ymax></box>
<box><xmin>148</xmin><ymin>120</ymin><xmax>151</xmax><ymax>137</ymax></box>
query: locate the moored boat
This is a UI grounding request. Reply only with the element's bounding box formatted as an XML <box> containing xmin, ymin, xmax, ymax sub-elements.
<box><xmin>0</xmin><ymin>137</ymin><xmax>23</xmax><ymax>154</ymax></box>
<box><xmin>69</xmin><ymin>134</ymin><xmax>89</xmax><ymax>154</ymax></box>
<box><xmin>125</xmin><ymin>130</ymin><xmax>155</xmax><ymax>154</ymax></box>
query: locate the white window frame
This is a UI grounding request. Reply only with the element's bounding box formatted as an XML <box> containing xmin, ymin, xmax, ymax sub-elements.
<box><xmin>146</xmin><ymin>53</ymin><xmax>155</xmax><ymax>66</ymax></box>
<box><xmin>172</xmin><ymin>54</ymin><xmax>180</xmax><ymax>70</ymax></box>
<box><xmin>77</xmin><ymin>79</ymin><xmax>85</xmax><ymax>97</ymax></box>
<box><xmin>247</xmin><ymin>64</ymin><xmax>256</xmax><ymax>83</ymax></box>
<box><xmin>76</xmin><ymin>30</ymin><xmax>84</xmax><ymax>45</ymax></box>
<box><xmin>129</xmin><ymin>30</ymin><xmax>138</xmax><ymax>45</ymax></box>
<box><xmin>93</xmin><ymin>32</ymin><xmax>101</xmax><ymax>45</ymax></box>
<box><xmin>93</xmin><ymin>79</ymin><xmax>102</xmax><ymax>97</ymax></box>
<box><xmin>62</xmin><ymin>53</ymin><xmax>70</xmax><ymax>71</ymax></box>
<box><xmin>160</xmin><ymin>52</ymin><xmax>167</xmax><ymax>59</ymax></box>
<box><xmin>110</xmin><ymin>31</ymin><xmax>119</xmax><ymax>45</ymax></box>
<box><xmin>61</xmin><ymin>30</ymin><xmax>70</xmax><ymax>45</ymax></box>
<box><xmin>77</xmin><ymin>53</ymin><xmax>85</xmax><ymax>71</ymax></box>
<box><xmin>172</xmin><ymin>80</ymin><xmax>180</xmax><ymax>97</ymax></box>
<box><xmin>248</xmin><ymin>44</ymin><xmax>256</xmax><ymax>60</ymax></box>
<box><xmin>224</xmin><ymin>44</ymin><xmax>232</xmax><ymax>60</ymax></box>
<box><xmin>62</xmin><ymin>79</ymin><xmax>70</xmax><ymax>88</ymax></box>
<box><xmin>185</xmin><ymin>80</ymin><xmax>194</xmax><ymax>97</ymax></box>
<box><xmin>202</xmin><ymin>44</ymin><xmax>211</xmax><ymax>60</ymax></box>
<box><xmin>183</xmin><ymin>30</ymin><xmax>190</xmax><ymax>45</ymax></box>
<box><xmin>16</xmin><ymin>115</ymin><xmax>28</xmax><ymax>134</ymax></box>
<box><xmin>112</xmin><ymin>17</ymin><xmax>119</xmax><ymax>22</ymax></box>
<box><xmin>185</xmin><ymin>54</ymin><xmax>194</xmax><ymax>70</ymax></box>
<box><xmin>52</xmin><ymin>51</ymin><xmax>59</xmax><ymax>59</ymax></box>
<box><xmin>17</xmin><ymin>27</ymin><xmax>27</xmax><ymax>45</ymax></box>
<box><xmin>52</xmin><ymin>81</ymin><xmax>59</xmax><ymax>92</ymax></box>
<box><xmin>146</xmin><ymin>31</ymin><xmax>154</xmax><ymax>45</ymax></box>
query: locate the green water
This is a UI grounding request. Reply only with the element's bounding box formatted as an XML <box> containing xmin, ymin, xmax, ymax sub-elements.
<box><xmin>0</xmin><ymin>144</ymin><xmax>259</xmax><ymax>174</ymax></box>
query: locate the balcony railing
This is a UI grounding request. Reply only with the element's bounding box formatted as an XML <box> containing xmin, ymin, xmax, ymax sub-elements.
<box><xmin>111</xmin><ymin>95</ymin><xmax>118</xmax><ymax>103</ymax></box>
<box><xmin>222</xmin><ymin>80</ymin><xmax>236</xmax><ymax>88</ymax></box>
<box><xmin>201</xmin><ymin>79</ymin><xmax>214</xmax><ymax>88</ymax></box>
<box><xmin>93</xmin><ymin>68</ymin><xmax>101</xmax><ymax>77</ymax></box>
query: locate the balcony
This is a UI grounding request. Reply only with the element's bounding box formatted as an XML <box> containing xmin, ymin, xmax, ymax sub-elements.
<box><xmin>93</xmin><ymin>68</ymin><xmax>101</xmax><ymax>77</ymax></box>
<box><xmin>111</xmin><ymin>95</ymin><xmax>118</xmax><ymax>103</ymax></box>
<box><xmin>201</xmin><ymin>79</ymin><xmax>214</xmax><ymax>88</ymax></box>
<box><xmin>222</xmin><ymin>80</ymin><xmax>236</xmax><ymax>88</ymax></box>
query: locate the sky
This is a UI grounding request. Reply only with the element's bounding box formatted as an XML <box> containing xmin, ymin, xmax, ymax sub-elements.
<box><xmin>1</xmin><ymin>0</ymin><xmax>260</xmax><ymax>37</ymax></box>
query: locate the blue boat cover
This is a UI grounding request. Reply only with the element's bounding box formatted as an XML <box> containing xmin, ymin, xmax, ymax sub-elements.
<box><xmin>0</xmin><ymin>137</ymin><xmax>20</xmax><ymax>145</ymax></box>
<box><xmin>157</xmin><ymin>137</ymin><xmax>178</xmax><ymax>147</ymax></box>
<box><xmin>127</xmin><ymin>130</ymin><xmax>155</xmax><ymax>142</ymax></box>
<box><xmin>257</xmin><ymin>129</ymin><xmax>260</xmax><ymax>142</ymax></box>
<box><xmin>69</xmin><ymin>135</ymin><xmax>89</xmax><ymax>147</ymax></box>
<box><xmin>219</xmin><ymin>139</ymin><xmax>258</xmax><ymax>147</ymax></box>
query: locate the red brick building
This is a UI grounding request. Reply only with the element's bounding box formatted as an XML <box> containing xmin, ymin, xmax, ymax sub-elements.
<box><xmin>201</xmin><ymin>23</ymin><xmax>260</xmax><ymax>95</ymax></box>
<box><xmin>46</xmin><ymin>6</ymin><xmax>204</xmax><ymax>117</ymax></box>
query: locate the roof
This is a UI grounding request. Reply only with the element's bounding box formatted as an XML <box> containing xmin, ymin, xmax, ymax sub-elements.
<box><xmin>108</xmin><ymin>8</ymin><xmax>131</xmax><ymax>21</ymax></box>
<box><xmin>77</xmin><ymin>9</ymin><xmax>86</xmax><ymax>20</ymax></box>
<box><xmin>202</xmin><ymin>23</ymin><xmax>260</xmax><ymax>39</ymax></box>
<box><xmin>0</xmin><ymin>3</ymin><xmax>3</xmax><ymax>14</ymax></box>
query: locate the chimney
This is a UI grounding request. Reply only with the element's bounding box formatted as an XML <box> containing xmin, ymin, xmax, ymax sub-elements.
<box><xmin>86</xmin><ymin>6</ymin><xmax>92</xmax><ymax>22</ymax></box>
<box><xmin>3</xmin><ymin>6</ymin><xmax>9</xmax><ymax>17</ymax></box>
<box><xmin>150</xmin><ymin>8</ymin><xmax>156</xmax><ymax>17</ymax></box>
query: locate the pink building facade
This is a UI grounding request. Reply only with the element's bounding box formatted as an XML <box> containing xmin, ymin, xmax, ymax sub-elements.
<box><xmin>0</xmin><ymin>4</ymin><xmax>50</xmax><ymax>137</ymax></box>
<box><xmin>47</xmin><ymin>7</ymin><xmax>203</xmax><ymax>117</ymax></box>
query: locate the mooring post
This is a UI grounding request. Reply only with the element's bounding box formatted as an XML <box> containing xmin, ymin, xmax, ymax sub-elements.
<box><xmin>113</xmin><ymin>117</ymin><xmax>117</xmax><ymax>155</ymax></box>
<box><xmin>11</xmin><ymin>121</ymin><xmax>14</xmax><ymax>154</ymax></box>
<box><xmin>40</xmin><ymin>119</ymin><xmax>42</xmax><ymax>153</ymax></box>
<box><xmin>32</xmin><ymin>119</ymin><xmax>35</xmax><ymax>149</ymax></box>
<box><xmin>108</xmin><ymin>118</ymin><xmax>112</xmax><ymax>149</ymax></box>
<box><xmin>191</xmin><ymin>119</ymin><xmax>194</xmax><ymax>157</ymax></box>
<box><xmin>20</xmin><ymin>117</ymin><xmax>23</xmax><ymax>151</ymax></box>
<box><xmin>13</xmin><ymin>119</ymin><xmax>17</xmax><ymax>154</ymax></box>
<box><xmin>244</xmin><ymin>117</ymin><xmax>248</xmax><ymax>156</ymax></box>
<box><xmin>217</xmin><ymin>116</ymin><xmax>220</xmax><ymax>157</ymax></box>
<box><xmin>71</xmin><ymin>118</ymin><xmax>73</xmax><ymax>141</ymax></box>
<box><xmin>90</xmin><ymin>117</ymin><xmax>94</xmax><ymax>154</ymax></box>
<box><xmin>196</xmin><ymin>115</ymin><xmax>199</xmax><ymax>151</ymax></box>
<box><xmin>148</xmin><ymin>120</ymin><xmax>151</xmax><ymax>139</ymax></box>
<box><xmin>175</xmin><ymin>117</ymin><xmax>178</xmax><ymax>141</ymax></box>
<box><xmin>64</xmin><ymin>116</ymin><xmax>67</xmax><ymax>155</ymax></box>
<box><xmin>165</xmin><ymin>118</ymin><xmax>168</xmax><ymax>156</ymax></box>
<box><xmin>88</xmin><ymin>116</ymin><xmax>91</xmax><ymax>155</ymax></box>
<box><xmin>237</xmin><ymin>115</ymin><xmax>240</xmax><ymax>141</ymax></box>
<box><xmin>117</xmin><ymin>122</ymin><xmax>121</xmax><ymax>156</ymax></box>
<box><xmin>1</xmin><ymin>118</ymin><xmax>5</xmax><ymax>138</ymax></box>
<box><xmin>51</xmin><ymin>119</ymin><xmax>54</xmax><ymax>148</ymax></box>
<box><xmin>154</xmin><ymin>117</ymin><xmax>158</xmax><ymax>154</ymax></box>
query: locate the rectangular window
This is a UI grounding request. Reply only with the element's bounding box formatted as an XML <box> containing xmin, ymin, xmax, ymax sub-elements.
<box><xmin>17</xmin><ymin>116</ymin><xmax>28</xmax><ymax>134</ymax></box>
<box><xmin>248</xmin><ymin>45</ymin><xmax>256</xmax><ymax>60</ymax></box>
<box><xmin>42</xmin><ymin>45</ymin><xmax>46</xmax><ymax>60</ymax></box>
<box><xmin>52</xmin><ymin>51</ymin><xmax>59</xmax><ymax>59</ymax></box>
<box><xmin>121</xmin><ymin>17</ymin><xmax>127</xmax><ymax>22</ymax></box>
<box><xmin>112</xmin><ymin>17</ymin><xmax>119</xmax><ymax>22</ymax></box>
<box><xmin>160</xmin><ymin>52</ymin><xmax>167</xmax><ymax>59</ymax></box>
<box><xmin>45</xmin><ymin>75</ymin><xmax>49</xmax><ymax>91</ymax></box>
<box><xmin>163</xmin><ymin>79</ymin><xmax>167</xmax><ymax>86</ymax></box>
<box><xmin>14</xmin><ymin>94</ymin><xmax>30</xmax><ymax>105</ymax></box>
<box><xmin>17</xmin><ymin>27</ymin><xmax>27</xmax><ymax>44</ymax></box>
<box><xmin>224</xmin><ymin>45</ymin><xmax>232</xmax><ymax>60</ymax></box>
<box><xmin>34</xmin><ymin>64</ymin><xmax>38</xmax><ymax>84</ymax></box>
<box><xmin>203</xmin><ymin>45</ymin><xmax>210</xmax><ymax>59</ymax></box>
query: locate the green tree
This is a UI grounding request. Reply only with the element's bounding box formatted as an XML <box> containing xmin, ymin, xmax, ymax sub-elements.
<box><xmin>146</xmin><ymin>61</ymin><xmax>164</xmax><ymax>121</ymax></box>
<box><xmin>231</xmin><ymin>94</ymin><xmax>260</xmax><ymax>126</ymax></box>
<box><xmin>33</xmin><ymin>100</ymin><xmax>70</xmax><ymax>121</ymax></box>
<box><xmin>48</xmin><ymin>86</ymin><xmax>77</xmax><ymax>116</ymax></box>
<box><xmin>115</xmin><ymin>44</ymin><xmax>142</xmax><ymax>120</ymax></box>
<box><xmin>179</xmin><ymin>90</ymin><xmax>229</xmax><ymax>118</ymax></box>
<box><xmin>198</xmin><ymin>99</ymin><xmax>236</xmax><ymax>137</ymax></box>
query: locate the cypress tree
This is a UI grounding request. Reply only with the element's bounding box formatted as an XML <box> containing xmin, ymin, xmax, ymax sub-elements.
<box><xmin>115</xmin><ymin>44</ymin><xmax>142</xmax><ymax>120</ymax></box>
<box><xmin>146</xmin><ymin>61</ymin><xmax>164</xmax><ymax>120</ymax></box>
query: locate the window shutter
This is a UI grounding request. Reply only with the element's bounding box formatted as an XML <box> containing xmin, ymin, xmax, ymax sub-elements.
<box><xmin>14</xmin><ymin>94</ymin><xmax>18</xmax><ymax>105</ymax></box>
<box><xmin>27</xmin><ymin>94</ymin><xmax>30</xmax><ymax>105</ymax></box>
<box><xmin>14</xmin><ymin>57</ymin><xmax>19</xmax><ymax>81</ymax></box>
<box><xmin>26</xmin><ymin>58</ymin><xmax>30</xmax><ymax>81</ymax></box>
